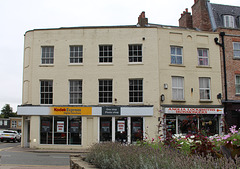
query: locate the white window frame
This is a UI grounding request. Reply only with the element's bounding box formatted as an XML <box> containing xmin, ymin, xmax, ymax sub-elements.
<box><xmin>233</xmin><ymin>42</ymin><xmax>240</xmax><ymax>59</ymax></box>
<box><xmin>41</xmin><ymin>46</ymin><xmax>54</xmax><ymax>64</ymax></box>
<box><xmin>198</xmin><ymin>48</ymin><xmax>209</xmax><ymax>66</ymax></box>
<box><xmin>129</xmin><ymin>79</ymin><xmax>143</xmax><ymax>103</ymax></box>
<box><xmin>69</xmin><ymin>80</ymin><xmax>82</xmax><ymax>104</ymax></box>
<box><xmin>171</xmin><ymin>46</ymin><xmax>183</xmax><ymax>65</ymax></box>
<box><xmin>12</xmin><ymin>121</ymin><xmax>17</xmax><ymax>128</ymax></box>
<box><xmin>223</xmin><ymin>15</ymin><xmax>235</xmax><ymax>28</ymax></box>
<box><xmin>0</xmin><ymin>120</ymin><xmax>2</xmax><ymax>125</ymax></box>
<box><xmin>4</xmin><ymin>120</ymin><xmax>7</xmax><ymax>126</ymax></box>
<box><xmin>40</xmin><ymin>80</ymin><xmax>53</xmax><ymax>105</ymax></box>
<box><xmin>235</xmin><ymin>75</ymin><xmax>240</xmax><ymax>95</ymax></box>
<box><xmin>99</xmin><ymin>45</ymin><xmax>113</xmax><ymax>63</ymax></box>
<box><xmin>199</xmin><ymin>77</ymin><xmax>211</xmax><ymax>100</ymax></box>
<box><xmin>129</xmin><ymin>44</ymin><xmax>142</xmax><ymax>63</ymax></box>
<box><xmin>70</xmin><ymin>46</ymin><xmax>83</xmax><ymax>63</ymax></box>
<box><xmin>172</xmin><ymin>76</ymin><xmax>184</xmax><ymax>100</ymax></box>
<box><xmin>99</xmin><ymin>79</ymin><xmax>113</xmax><ymax>104</ymax></box>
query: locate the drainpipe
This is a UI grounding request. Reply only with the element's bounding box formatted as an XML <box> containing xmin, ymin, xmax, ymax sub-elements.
<box><xmin>214</xmin><ymin>32</ymin><xmax>227</xmax><ymax>101</ymax></box>
<box><xmin>214</xmin><ymin>32</ymin><xmax>228</xmax><ymax>133</ymax></box>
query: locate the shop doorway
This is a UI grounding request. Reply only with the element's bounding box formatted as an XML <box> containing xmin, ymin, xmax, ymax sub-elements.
<box><xmin>115</xmin><ymin>117</ymin><xmax>128</xmax><ymax>143</ymax></box>
<box><xmin>131</xmin><ymin>117</ymin><xmax>143</xmax><ymax>142</ymax></box>
<box><xmin>100</xmin><ymin>117</ymin><xmax>112</xmax><ymax>142</ymax></box>
<box><xmin>23</xmin><ymin>117</ymin><xmax>30</xmax><ymax>148</ymax></box>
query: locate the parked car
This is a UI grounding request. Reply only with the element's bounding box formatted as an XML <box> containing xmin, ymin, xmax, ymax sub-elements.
<box><xmin>0</xmin><ymin>130</ymin><xmax>21</xmax><ymax>142</ymax></box>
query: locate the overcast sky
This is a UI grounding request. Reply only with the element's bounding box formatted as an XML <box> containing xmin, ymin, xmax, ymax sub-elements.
<box><xmin>0</xmin><ymin>0</ymin><xmax>239</xmax><ymax>112</ymax></box>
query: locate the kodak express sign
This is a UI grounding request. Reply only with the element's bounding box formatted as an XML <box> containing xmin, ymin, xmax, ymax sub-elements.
<box><xmin>50</xmin><ymin>107</ymin><xmax>92</xmax><ymax>116</ymax></box>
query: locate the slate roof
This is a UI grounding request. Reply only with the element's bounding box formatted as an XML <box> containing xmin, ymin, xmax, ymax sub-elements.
<box><xmin>209</xmin><ymin>2</ymin><xmax>240</xmax><ymax>29</ymax></box>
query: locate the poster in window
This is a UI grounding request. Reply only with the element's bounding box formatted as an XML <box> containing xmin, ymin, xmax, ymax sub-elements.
<box><xmin>117</xmin><ymin>121</ymin><xmax>125</xmax><ymax>132</ymax></box>
<box><xmin>70</xmin><ymin>121</ymin><xmax>79</xmax><ymax>133</ymax></box>
<box><xmin>57</xmin><ymin>121</ymin><xmax>64</xmax><ymax>132</ymax></box>
<box><xmin>101</xmin><ymin>121</ymin><xmax>110</xmax><ymax>133</ymax></box>
<box><xmin>42</xmin><ymin>121</ymin><xmax>50</xmax><ymax>132</ymax></box>
<box><xmin>132</xmin><ymin>121</ymin><xmax>141</xmax><ymax>133</ymax></box>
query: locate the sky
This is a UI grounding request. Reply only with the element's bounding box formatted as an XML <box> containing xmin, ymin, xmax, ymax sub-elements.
<box><xmin>0</xmin><ymin>0</ymin><xmax>239</xmax><ymax>112</ymax></box>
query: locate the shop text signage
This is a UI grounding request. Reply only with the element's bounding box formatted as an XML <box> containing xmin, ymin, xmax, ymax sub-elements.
<box><xmin>102</xmin><ymin>107</ymin><xmax>120</xmax><ymax>115</ymax></box>
<box><xmin>57</xmin><ymin>121</ymin><xmax>64</xmax><ymax>132</ymax></box>
<box><xmin>165</xmin><ymin>108</ymin><xmax>224</xmax><ymax>114</ymax></box>
<box><xmin>117</xmin><ymin>121</ymin><xmax>125</xmax><ymax>132</ymax></box>
<box><xmin>51</xmin><ymin>107</ymin><xmax>92</xmax><ymax>116</ymax></box>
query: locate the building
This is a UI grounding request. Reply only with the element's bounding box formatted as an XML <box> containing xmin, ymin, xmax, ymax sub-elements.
<box><xmin>179</xmin><ymin>0</ymin><xmax>240</xmax><ymax>130</ymax></box>
<box><xmin>9</xmin><ymin>117</ymin><xmax>22</xmax><ymax>133</ymax></box>
<box><xmin>18</xmin><ymin>12</ymin><xmax>223</xmax><ymax>149</ymax></box>
<box><xmin>0</xmin><ymin>118</ymin><xmax>10</xmax><ymax>130</ymax></box>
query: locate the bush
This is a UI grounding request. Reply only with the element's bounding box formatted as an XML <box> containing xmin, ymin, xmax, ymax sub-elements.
<box><xmin>85</xmin><ymin>142</ymin><xmax>240</xmax><ymax>169</ymax></box>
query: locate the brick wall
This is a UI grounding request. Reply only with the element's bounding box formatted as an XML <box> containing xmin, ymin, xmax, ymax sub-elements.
<box><xmin>192</xmin><ymin>0</ymin><xmax>212</xmax><ymax>31</ymax></box>
<box><xmin>179</xmin><ymin>8</ymin><xmax>193</xmax><ymax>28</ymax></box>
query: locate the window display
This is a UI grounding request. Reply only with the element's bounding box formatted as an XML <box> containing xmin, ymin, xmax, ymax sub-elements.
<box><xmin>40</xmin><ymin>116</ymin><xmax>82</xmax><ymax>145</ymax></box>
<box><xmin>100</xmin><ymin>117</ymin><xmax>112</xmax><ymax>142</ymax></box>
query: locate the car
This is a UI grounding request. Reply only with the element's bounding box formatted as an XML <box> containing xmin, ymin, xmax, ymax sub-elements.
<box><xmin>0</xmin><ymin>130</ymin><xmax>21</xmax><ymax>142</ymax></box>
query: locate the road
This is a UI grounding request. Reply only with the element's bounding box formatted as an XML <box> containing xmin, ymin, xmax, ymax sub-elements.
<box><xmin>0</xmin><ymin>142</ymin><xmax>71</xmax><ymax>169</ymax></box>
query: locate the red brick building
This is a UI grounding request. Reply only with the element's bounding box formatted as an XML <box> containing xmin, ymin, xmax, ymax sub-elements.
<box><xmin>179</xmin><ymin>0</ymin><xmax>240</xmax><ymax>130</ymax></box>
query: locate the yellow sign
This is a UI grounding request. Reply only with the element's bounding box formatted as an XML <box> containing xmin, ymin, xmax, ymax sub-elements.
<box><xmin>50</xmin><ymin>107</ymin><xmax>92</xmax><ymax>116</ymax></box>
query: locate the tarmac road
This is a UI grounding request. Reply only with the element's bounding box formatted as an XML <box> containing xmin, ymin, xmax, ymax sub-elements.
<box><xmin>0</xmin><ymin>142</ymin><xmax>71</xmax><ymax>169</ymax></box>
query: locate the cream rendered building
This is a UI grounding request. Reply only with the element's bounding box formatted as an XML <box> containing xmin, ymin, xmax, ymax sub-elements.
<box><xmin>18</xmin><ymin>13</ymin><xmax>223</xmax><ymax>149</ymax></box>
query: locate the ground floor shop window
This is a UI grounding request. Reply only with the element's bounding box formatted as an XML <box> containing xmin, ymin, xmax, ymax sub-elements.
<box><xmin>165</xmin><ymin>114</ymin><xmax>220</xmax><ymax>135</ymax></box>
<box><xmin>100</xmin><ymin>117</ymin><xmax>112</xmax><ymax>142</ymax></box>
<box><xmin>131</xmin><ymin>117</ymin><xmax>143</xmax><ymax>142</ymax></box>
<box><xmin>40</xmin><ymin>116</ymin><xmax>82</xmax><ymax>145</ymax></box>
<box><xmin>199</xmin><ymin>115</ymin><xmax>219</xmax><ymax>136</ymax></box>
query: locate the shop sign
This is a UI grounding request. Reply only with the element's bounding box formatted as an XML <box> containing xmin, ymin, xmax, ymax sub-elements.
<box><xmin>51</xmin><ymin>107</ymin><xmax>92</xmax><ymax>116</ymax></box>
<box><xmin>165</xmin><ymin>108</ymin><xmax>224</xmax><ymax>114</ymax></box>
<box><xmin>102</xmin><ymin>107</ymin><xmax>120</xmax><ymax>115</ymax></box>
<box><xmin>117</xmin><ymin>121</ymin><xmax>125</xmax><ymax>132</ymax></box>
<box><xmin>57</xmin><ymin>121</ymin><xmax>64</xmax><ymax>132</ymax></box>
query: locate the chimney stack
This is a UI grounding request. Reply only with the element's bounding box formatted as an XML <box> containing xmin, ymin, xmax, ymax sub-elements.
<box><xmin>138</xmin><ymin>11</ymin><xmax>148</xmax><ymax>27</ymax></box>
<box><xmin>179</xmin><ymin>8</ymin><xmax>193</xmax><ymax>28</ymax></box>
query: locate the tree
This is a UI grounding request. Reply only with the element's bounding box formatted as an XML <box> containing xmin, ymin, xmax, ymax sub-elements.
<box><xmin>1</xmin><ymin>104</ymin><xmax>17</xmax><ymax>118</ymax></box>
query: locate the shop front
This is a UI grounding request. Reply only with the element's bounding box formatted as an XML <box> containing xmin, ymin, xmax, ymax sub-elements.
<box><xmin>18</xmin><ymin>105</ymin><xmax>153</xmax><ymax>148</ymax></box>
<box><xmin>163</xmin><ymin>106</ymin><xmax>224</xmax><ymax>136</ymax></box>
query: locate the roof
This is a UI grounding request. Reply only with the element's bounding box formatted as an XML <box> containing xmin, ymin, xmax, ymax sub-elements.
<box><xmin>208</xmin><ymin>2</ymin><xmax>240</xmax><ymax>30</ymax></box>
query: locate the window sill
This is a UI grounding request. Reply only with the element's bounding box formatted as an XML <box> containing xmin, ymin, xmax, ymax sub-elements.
<box><xmin>199</xmin><ymin>100</ymin><xmax>213</xmax><ymax>103</ymax></box>
<box><xmin>129</xmin><ymin>102</ymin><xmax>144</xmax><ymax>105</ymax></box>
<box><xmin>233</xmin><ymin>57</ymin><xmax>240</xmax><ymax>60</ymax></box>
<box><xmin>68</xmin><ymin>63</ymin><xmax>83</xmax><ymax>66</ymax></box>
<box><xmin>128</xmin><ymin>62</ymin><xmax>144</xmax><ymax>65</ymax></box>
<box><xmin>39</xmin><ymin>64</ymin><xmax>54</xmax><ymax>67</ymax></box>
<box><xmin>98</xmin><ymin>103</ymin><xmax>113</xmax><ymax>105</ymax></box>
<box><xmin>98</xmin><ymin>63</ymin><xmax>113</xmax><ymax>66</ymax></box>
<box><xmin>196</xmin><ymin>66</ymin><xmax>212</xmax><ymax>69</ymax></box>
<box><xmin>171</xmin><ymin>100</ymin><xmax>186</xmax><ymax>102</ymax></box>
<box><xmin>169</xmin><ymin>64</ymin><xmax>185</xmax><ymax>67</ymax></box>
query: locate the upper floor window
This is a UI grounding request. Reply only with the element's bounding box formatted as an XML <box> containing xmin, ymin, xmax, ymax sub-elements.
<box><xmin>40</xmin><ymin>80</ymin><xmax>53</xmax><ymax>104</ymax></box>
<box><xmin>69</xmin><ymin>80</ymin><xmax>82</xmax><ymax>104</ymax></box>
<box><xmin>233</xmin><ymin>42</ymin><xmax>240</xmax><ymax>59</ymax></box>
<box><xmin>223</xmin><ymin>15</ymin><xmax>235</xmax><ymax>28</ymax></box>
<box><xmin>129</xmin><ymin>44</ymin><xmax>142</xmax><ymax>63</ymax></box>
<box><xmin>70</xmin><ymin>46</ymin><xmax>83</xmax><ymax>63</ymax></box>
<box><xmin>99</xmin><ymin>45</ymin><xmax>112</xmax><ymax>63</ymax></box>
<box><xmin>199</xmin><ymin>77</ymin><xmax>211</xmax><ymax>100</ymax></box>
<box><xmin>99</xmin><ymin>80</ymin><xmax>112</xmax><ymax>103</ymax></box>
<box><xmin>41</xmin><ymin>46</ymin><xmax>54</xmax><ymax>64</ymax></box>
<box><xmin>171</xmin><ymin>46</ymin><xmax>183</xmax><ymax>64</ymax></box>
<box><xmin>4</xmin><ymin>120</ymin><xmax>7</xmax><ymax>126</ymax></box>
<box><xmin>172</xmin><ymin>76</ymin><xmax>184</xmax><ymax>100</ymax></box>
<box><xmin>198</xmin><ymin>49</ymin><xmax>209</xmax><ymax>66</ymax></box>
<box><xmin>129</xmin><ymin>79</ymin><xmax>143</xmax><ymax>103</ymax></box>
<box><xmin>235</xmin><ymin>75</ymin><xmax>240</xmax><ymax>95</ymax></box>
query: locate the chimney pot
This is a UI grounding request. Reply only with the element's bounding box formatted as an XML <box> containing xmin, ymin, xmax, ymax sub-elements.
<box><xmin>186</xmin><ymin>8</ymin><xmax>188</xmax><ymax>13</ymax></box>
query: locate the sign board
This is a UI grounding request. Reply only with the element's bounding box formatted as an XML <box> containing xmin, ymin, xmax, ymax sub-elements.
<box><xmin>51</xmin><ymin>107</ymin><xmax>92</xmax><ymax>116</ymax></box>
<box><xmin>165</xmin><ymin>108</ymin><xmax>224</xmax><ymax>114</ymax></box>
<box><xmin>117</xmin><ymin>121</ymin><xmax>125</xmax><ymax>132</ymax></box>
<box><xmin>102</xmin><ymin>107</ymin><xmax>120</xmax><ymax>116</ymax></box>
<box><xmin>57</xmin><ymin>121</ymin><xmax>64</xmax><ymax>132</ymax></box>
